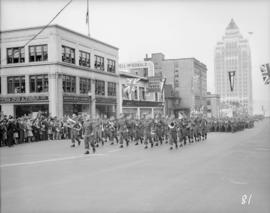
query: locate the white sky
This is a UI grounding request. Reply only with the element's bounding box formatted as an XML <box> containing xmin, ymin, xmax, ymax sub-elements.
<box><xmin>1</xmin><ymin>0</ymin><xmax>270</xmax><ymax>115</ymax></box>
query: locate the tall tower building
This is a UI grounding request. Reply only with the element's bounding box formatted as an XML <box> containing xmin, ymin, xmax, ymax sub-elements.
<box><xmin>214</xmin><ymin>19</ymin><xmax>253</xmax><ymax>115</ymax></box>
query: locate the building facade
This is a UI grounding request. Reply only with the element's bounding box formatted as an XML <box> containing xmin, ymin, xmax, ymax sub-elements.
<box><xmin>164</xmin><ymin>84</ymin><xmax>182</xmax><ymax>117</ymax></box>
<box><xmin>214</xmin><ymin>19</ymin><xmax>253</xmax><ymax>115</ymax></box>
<box><xmin>0</xmin><ymin>25</ymin><xmax>119</xmax><ymax>118</ymax></box>
<box><xmin>119</xmin><ymin>61</ymin><xmax>164</xmax><ymax>118</ymax></box>
<box><xmin>145</xmin><ymin>53</ymin><xmax>207</xmax><ymax>115</ymax></box>
<box><xmin>206</xmin><ymin>92</ymin><xmax>220</xmax><ymax>118</ymax></box>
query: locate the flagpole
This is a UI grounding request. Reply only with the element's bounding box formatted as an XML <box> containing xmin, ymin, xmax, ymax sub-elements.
<box><xmin>87</xmin><ymin>0</ymin><xmax>90</xmax><ymax>37</ymax></box>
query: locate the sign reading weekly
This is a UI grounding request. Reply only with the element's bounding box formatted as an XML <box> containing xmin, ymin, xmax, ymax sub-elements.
<box><xmin>0</xmin><ymin>96</ymin><xmax>49</xmax><ymax>103</ymax></box>
<box><xmin>147</xmin><ymin>76</ymin><xmax>165</xmax><ymax>92</ymax></box>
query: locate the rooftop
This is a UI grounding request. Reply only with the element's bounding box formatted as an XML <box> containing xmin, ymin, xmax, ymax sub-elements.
<box><xmin>226</xmin><ymin>19</ymin><xmax>239</xmax><ymax>30</ymax></box>
<box><xmin>1</xmin><ymin>24</ymin><xmax>118</xmax><ymax>50</ymax></box>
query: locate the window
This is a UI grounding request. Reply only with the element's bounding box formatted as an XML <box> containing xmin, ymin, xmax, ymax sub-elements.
<box><xmin>155</xmin><ymin>92</ymin><xmax>158</xmax><ymax>101</ymax></box>
<box><xmin>63</xmin><ymin>75</ymin><xmax>76</xmax><ymax>93</ymax></box>
<box><xmin>79</xmin><ymin>50</ymin><xmax>90</xmax><ymax>67</ymax></box>
<box><xmin>7</xmin><ymin>76</ymin><xmax>25</xmax><ymax>93</ymax></box>
<box><xmin>133</xmin><ymin>87</ymin><xmax>138</xmax><ymax>100</ymax></box>
<box><xmin>143</xmin><ymin>68</ymin><xmax>148</xmax><ymax>77</ymax></box>
<box><xmin>7</xmin><ymin>47</ymin><xmax>25</xmax><ymax>64</ymax></box>
<box><xmin>94</xmin><ymin>55</ymin><xmax>104</xmax><ymax>71</ymax></box>
<box><xmin>175</xmin><ymin>79</ymin><xmax>179</xmax><ymax>88</ymax></box>
<box><xmin>29</xmin><ymin>45</ymin><xmax>48</xmax><ymax>62</ymax></box>
<box><xmin>30</xmin><ymin>75</ymin><xmax>48</xmax><ymax>93</ymax></box>
<box><xmin>95</xmin><ymin>80</ymin><xmax>105</xmax><ymax>96</ymax></box>
<box><xmin>139</xmin><ymin>87</ymin><xmax>145</xmax><ymax>100</ymax></box>
<box><xmin>108</xmin><ymin>82</ymin><xmax>116</xmax><ymax>96</ymax></box>
<box><xmin>62</xmin><ymin>45</ymin><xmax>75</xmax><ymax>64</ymax></box>
<box><xmin>80</xmin><ymin>78</ymin><xmax>91</xmax><ymax>94</ymax></box>
<box><xmin>107</xmin><ymin>59</ymin><xmax>116</xmax><ymax>73</ymax></box>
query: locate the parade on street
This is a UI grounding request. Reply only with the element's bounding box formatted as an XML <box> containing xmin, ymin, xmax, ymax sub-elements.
<box><xmin>1</xmin><ymin>0</ymin><xmax>270</xmax><ymax>212</ymax></box>
<box><xmin>0</xmin><ymin>118</ymin><xmax>269</xmax><ymax>213</ymax></box>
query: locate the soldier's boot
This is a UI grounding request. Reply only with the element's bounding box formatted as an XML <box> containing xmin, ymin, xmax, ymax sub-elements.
<box><xmin>70</xmin><ymin>144</ymin><xmax>75</xmax><ymax>148</ymax></box>
<box><xmin>84</xmin><ymin>150</ymin><xmax>90</xmax><ymax>155</ymax></box>
<box><xmin>144</xmin><ymin>145</ymin><xmax>148</xmax><ymax>149</ymax></box>
<box><xmin>120</xmin><ymin>144</ymin><xmax>124</xmax><ymax>148</ymax></box>
<box><xmin>155</xmin><ymin>142</ymin><xmax>159</xmax><ymax>146</ymax></box>
<box><xmin>170</xmin><ymin>146</ymin><xmax>173</xmax><ymax>150</ymax></box>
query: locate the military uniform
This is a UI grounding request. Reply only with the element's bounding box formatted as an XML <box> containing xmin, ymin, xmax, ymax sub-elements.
<box><xmin>83</xmin><ymin>119</ymin><xmax>96</xmax><ymax>154</ymax></box>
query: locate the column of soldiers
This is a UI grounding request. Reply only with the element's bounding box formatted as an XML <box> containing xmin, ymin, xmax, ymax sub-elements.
<box><xmin>66</xmin><ymin>113</ymin><xmax>210</xmax><ymax>155</ymax></box>
<box><xmin>208</xmin><ymin>117</ymin><xmax>254</xmax><ymax>133</ymax></box>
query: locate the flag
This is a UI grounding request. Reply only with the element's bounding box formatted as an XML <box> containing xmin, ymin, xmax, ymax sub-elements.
<box><xmin>160</xmin><ymin>78</ymin><xmax>166</xmax><ymax>92</ymax></box>
<box><xmin>178</xmin><ymin>112</ymin><xmax>184</xmax><ymax>120</ymax></box>
<box><xmin>228</xmin><ymin>70</ymin><xmax>236</xmax><ymax>91</ymax></box>
<box><xmin>123</xmin><ymin>78</ymin><xmax>140</xmax><ymax>95</ymax></box>
<box><xmin>260</xmin><ymin>63</ymin><xmax>270</xmax><ymax>85</ymax></box>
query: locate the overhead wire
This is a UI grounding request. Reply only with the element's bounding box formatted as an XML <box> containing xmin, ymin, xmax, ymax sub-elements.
<box><xmin>0</xmin><ymin>0</ymin><xmax>73</xmax><ymax>65</ymax></box>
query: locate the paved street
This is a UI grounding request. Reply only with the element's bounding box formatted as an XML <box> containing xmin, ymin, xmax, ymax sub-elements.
<box><xmin>1</xmin><ymin>119</ymin><xmax>270</xmax><ymax>213</ymax></box>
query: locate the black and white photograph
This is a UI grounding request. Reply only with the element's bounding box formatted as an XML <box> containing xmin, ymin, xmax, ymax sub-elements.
<box><xmin>0</xmin><ymin>0</ymin><xmax>270</xmax><ymax>212</ymax></box>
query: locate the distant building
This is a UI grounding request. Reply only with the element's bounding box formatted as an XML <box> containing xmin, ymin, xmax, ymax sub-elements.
<box><xmin>145</xmin><ymin>53</ymin><xmax>207</xmax><ymax>115</ymax></box>
<box><xmin>206</xmin><ymin>92</ymin><xmax>220</xmax><ymax>118</ymax></box>
<box><xmin>214</xmin><ymin>19</ymin><xmax>253</xmax><ymax>115</ymax></box>
<box><xmin>164</xmin><ymin>84</ymin><xmax>181</xmax><ymax>117</ymax></box>
<box><xmin>0</xmin><ymin>25</ymin><xmax>119</xmax><ymax>118</ymax></box>
<box><xmin>119</xmin><ymin>61</ymin><xmax>164</xmax><ymax>118</ymax></box>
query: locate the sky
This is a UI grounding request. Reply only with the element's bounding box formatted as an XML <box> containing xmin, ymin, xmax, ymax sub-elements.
<box><xmin>1</xmin><ymin>0</ymin><xmax>270</xmax><ymax>115</ymax></box>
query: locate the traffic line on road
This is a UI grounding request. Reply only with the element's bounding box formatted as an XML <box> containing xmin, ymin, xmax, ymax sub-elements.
<box><xmin>0</xmin><ymin>153</ymin><xmax>106</xmax><ymax>168</ymax></box>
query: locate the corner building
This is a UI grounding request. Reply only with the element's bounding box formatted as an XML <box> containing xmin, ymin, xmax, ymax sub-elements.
<box><xmin>0</xmin><ymin>25</ymin><xmax>120</xmax><ymax>118</ymax></box>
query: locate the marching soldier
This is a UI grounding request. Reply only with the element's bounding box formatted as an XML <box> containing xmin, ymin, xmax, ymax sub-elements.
<box><xmin>168</xmin><ymin>116</ymin><xmax>178</xmax><ymax>150</ymax></box>
<box><xmin>83</xmin><ymin>115</ymin><xmax>96</xmax><ymax>154</ymax></box>
<box><xmin>70</xmin><ymin>114</ymin><xmax>82</xmax><ymax>148</ymax></box>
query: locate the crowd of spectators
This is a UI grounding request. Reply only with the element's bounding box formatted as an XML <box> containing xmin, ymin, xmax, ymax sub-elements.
<box><xmin>0</xmin><ymin>113</ymin><xmax>83</xmax><ymax>147</ymax></box>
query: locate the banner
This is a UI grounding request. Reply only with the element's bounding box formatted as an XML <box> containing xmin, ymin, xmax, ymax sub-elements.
<box><xmin>228</xmin><ymin>70</ymin><xmax>236</xmax><ymax>91</ymax></box>
<box><xmin>260</xmin><ymin>63</ymin><xmax>270</xmax><ymax>85</ymax></box>
<box><xmin>147</xmin><ymin>76</ymin><xmax>166</xmax><ymax>92</ymax></box>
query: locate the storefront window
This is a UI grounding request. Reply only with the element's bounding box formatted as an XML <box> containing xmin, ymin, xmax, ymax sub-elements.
<box><xmin>94</xmin><ymin>55</ymin><xmax>104</xmax><ymax>71</ymax></box>
<box><xmin>107</xmin><ymin>59</ymin><xmax>116</xmax><ymax>73</ymax></box>
<box><xmin>7</xmin><ymin>76</ymin><xmax>25</xmax><ymax>93</ymax></box>
<box><xmin>62</xmin><ymin>45</ymin><xmax>75</xmax><ymax>64</ymax></box>
<box><xmin>7</xmin><ymin>47</ymin><xmax>25</xmax><ymax>64</ymax></box>
<box><xmin>29</xmin><ymin>45</ymin><xmax>48</xmax><ymax>62</ymax></box>
<box><xmin>95</xmin><ymin>80</ymin><xmax>105</xmax><ymax>96</ymax></box>
<box><xmin>107</xmin><ymin>82</ymin><xmax>116</xmax><ymax>96</ymax></box>
<box><xmin>80</xmin><ymin>78</ymin><xmax>91</xmax><ymax>94</ymax></box>
<box><xmin>30</xmin><ymin>75</ymin><xmax>48</xmax><ymax>93</ymax></box>
<box><xmin>63</xmin><ymin>75</ymin><xmax>76</xmax><ymax>93</ymax></box>
<box><xmin>79</xmin><ymin>50</ymin><xmax>90</xmax><ymax>67</ymax></box>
